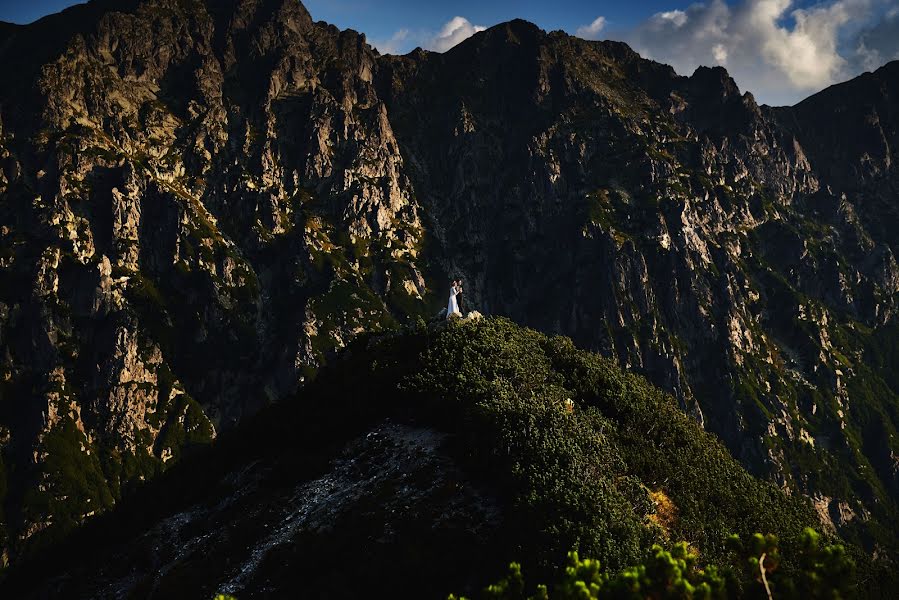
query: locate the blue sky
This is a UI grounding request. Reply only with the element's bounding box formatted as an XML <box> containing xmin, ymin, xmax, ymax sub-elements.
<box><xmin>0</xmin><ymin>0</ymin><xmax>76</xmax><ymax>23</ymax></box>
<box><xmin>1</xmin><ymin>0</ymin><xmax>897</xmax><ymax>105</ymax></box>
<box><xmin>302</xmin><ymin>0</ymin><xmax>682</xmax><ymax>39</ymax></box>
<box><xmin>0</xmin><ymin>0</ymin><xmax>822</xmax><ymax>30</ymax></box>
<box><xmin>0</xmin><ymin>1</ymin><xmax>829</xmax><ymax>39</ymax></box>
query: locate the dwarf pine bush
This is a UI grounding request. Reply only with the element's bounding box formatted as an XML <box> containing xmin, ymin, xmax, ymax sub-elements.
<box><xmin>451</xmin><ymin>528</ymin><xmax>855</xmax><ymax>599</ymax></box>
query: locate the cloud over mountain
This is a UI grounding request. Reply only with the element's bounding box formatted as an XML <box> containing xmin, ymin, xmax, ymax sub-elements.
<box><xmin>429</xmin><ymin>16</ymin><xmax>487</xmax><ymax>52</ymax></box>
<box><xmin>579</xmin><ymin>0</ymin><xmax>897</xmax><ymax>105</ymax></box>
<box><xmin>372</xmin><ymin>16</ymin><xmax>486</xmax><ymax>55</ymax></box>
<box><xmin>576</xmin><ymin>16</ymin><xmax>607</xmax><ymax>40</ymax></box>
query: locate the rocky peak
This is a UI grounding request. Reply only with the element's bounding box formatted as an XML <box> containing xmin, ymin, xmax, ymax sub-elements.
<box><xmin>668</xmin><ymin>65</ymin><xmax>763</xmax><ymax>136</ymax></box>
<box><xmin>688</xmin><ymin>65</ymin><xmax>742</xmax><ymax>100</ymax></box>
<box><xmin>777</xmin><ymin>60</ymin><xmax>899</xmax><ymax>192</ymax></box>
<box><xmin>473</xmin><ymin>18</ymin><xmax>544</xmax><ymax>48</ymax></box>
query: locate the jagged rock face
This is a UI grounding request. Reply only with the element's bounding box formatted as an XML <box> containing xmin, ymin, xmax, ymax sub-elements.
<box><xmin>0</xmin><ymin>0</ymin><xmax>897</xmax><ymax>563</ymax></box>
<box><xmin>0</xmin><ymin>0</ymin><xmax>426</xmax><ymax>559</ymax></box>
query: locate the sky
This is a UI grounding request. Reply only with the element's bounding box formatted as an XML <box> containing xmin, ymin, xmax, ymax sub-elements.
<box><xmin>1</xmin><ymin>0</ymin><xmax>898</xmax><ymax>105</ymax></box>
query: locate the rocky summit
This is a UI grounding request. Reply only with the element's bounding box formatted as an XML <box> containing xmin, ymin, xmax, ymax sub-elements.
<box><xmin>0</xmin><ymin>0</ymin><xmax>897</xmax><ymax>585</ymax></box>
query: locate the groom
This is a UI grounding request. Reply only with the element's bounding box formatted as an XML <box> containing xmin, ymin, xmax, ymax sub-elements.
<box><xmin>455</xmin><ymin>279</ymin><xmax>465</xmax><ymax>315</ymax></box>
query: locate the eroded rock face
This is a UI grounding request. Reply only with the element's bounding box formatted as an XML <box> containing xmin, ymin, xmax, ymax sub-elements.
<box><xmin>0</xmin><ymin>0</ymin><xmax>898</xmax><ymax>562</ymax></box>
<box><xmin>0</xmin><ymin>0</ymin><xmax>426</xmax><ymax>558</ymax></box>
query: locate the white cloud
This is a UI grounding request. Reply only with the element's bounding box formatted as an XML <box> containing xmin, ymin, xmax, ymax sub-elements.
<box><xmin>855</xmin><ymin>41</ymin><xmax>883</xmax><ymax>71</ymax></box>
<box><xmin>371</xmin><ymin>28</ymin><xmax>410</xmax><ymax>55</ymax></box>
<box><xmin>712</xmin><ymin>43</ymin><xmax>728</xmax><ymax>63</ymax></box>
<box><xmin>852</xmin><ymin>7</ymin><xmax>899</xmax><ymax>72</ymax></box>
<box><xmin>656</xmin><ymin>10</ymin><xmax>689</xmax><ymax>28</ymax></box>
<box><xmin>427</xmin><ymin>16</ymin><xmax>487</xmax><ymax>52</ymax></box>
<box><xmin>369</xmin><ymin>16</ymin><xmax>487</xmax><ymax>56</ymax></box>
<box><xmin>614</xmin><ymin>0</ymin><xmax>892</xmax><ymax>105</ymax></box>
<box><xmin>576</xmin><ymin>16</ymin><xmax>607</xmax><ymax>40</ymax></box>
<box><xmin>754</xmin><ymin>0</ymin><xmax>854</xmax><ymax>88</ymax></box>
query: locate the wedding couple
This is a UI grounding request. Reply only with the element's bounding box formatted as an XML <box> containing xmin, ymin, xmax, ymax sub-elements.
<box><xmin>446</xmin><ymin>278</ymin><xmax>466</xmax><ymax>319</ymax></box>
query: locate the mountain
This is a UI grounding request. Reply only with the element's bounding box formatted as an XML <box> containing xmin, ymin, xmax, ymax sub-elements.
<box><xmin>0</xmin><ymin>318</ymin><xmax>852</xmax><ymax>598</ymax></box>
<box><xmin>0</xmin><ymin>0</ymin><xmax>897</xmax><ymax>577</ymax></box>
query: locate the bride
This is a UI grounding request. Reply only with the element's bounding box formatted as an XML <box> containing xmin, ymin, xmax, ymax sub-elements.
<box><xmin>447</xmin><ymin>279</ymin><xmax>462</xmax><ymax>319</ymax></box>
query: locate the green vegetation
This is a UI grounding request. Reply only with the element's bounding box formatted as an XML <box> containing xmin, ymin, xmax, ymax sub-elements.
<box><xmin>0</xmin><ymin>448</ymin><xmax>7</xmax><ymax>555</ymax></box>
<box><xmin>402</xmin><ymin>318</ymin><xmax>821</xmax><ymax>573</ymax></box>
<box><xmin>153</xmin><ymin>393</ymin><xmax>215</xmax><ymax>463</ymax></box>
<box><xmin>308</xmin><ymin>277</ymin><xmax>396</xmax><ymax>358</ymax></box>
<box><xmin>453</xmin><ymin>529</ymin><xmax>855</xmax><ymax>599</ymax></box>
<box><xmin>24</xmin><ymin>417</ymin><xmax>115</xmax><ymax>540</ymax></box>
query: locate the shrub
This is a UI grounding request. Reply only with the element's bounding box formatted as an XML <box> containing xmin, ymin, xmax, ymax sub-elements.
<box><xmin>452</xmin><ymin>528</ymin><xmax>855</xmax><ymax>599</ymax></box>
<box><xmin>402</xmin><ymin>318</ymin><xmax>819</xmax><ymax>574</ymax></box>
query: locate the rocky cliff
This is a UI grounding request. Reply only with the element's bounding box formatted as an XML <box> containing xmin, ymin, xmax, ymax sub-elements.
<box><xmin>0</xmin><ymin>0</ymin><xmax>897</xmax><ymax>566</ymax></box>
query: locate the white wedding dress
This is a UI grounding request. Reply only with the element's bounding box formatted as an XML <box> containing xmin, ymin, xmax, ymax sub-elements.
<box><xmin>447</xmin><ymin>286</ymin><xmax>461</xmax><ymax>319</ymax></box>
